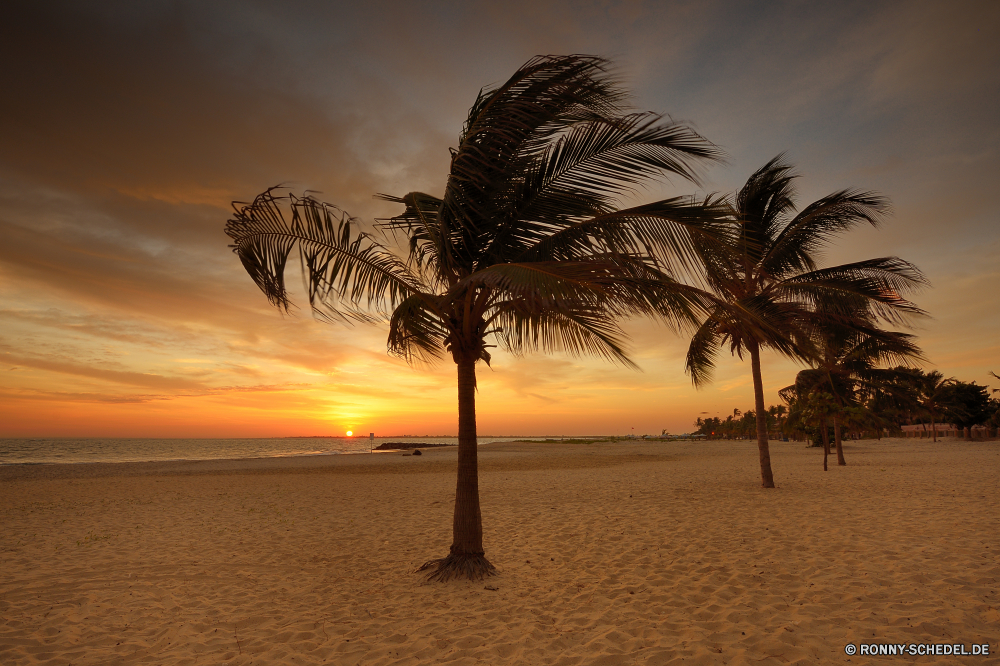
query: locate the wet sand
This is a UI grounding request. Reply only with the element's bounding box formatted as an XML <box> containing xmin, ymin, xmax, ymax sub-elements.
<box><xmin>1</xmin><ymin>437</ymin><xmax>997</xmax><ymax>665</ymax></box>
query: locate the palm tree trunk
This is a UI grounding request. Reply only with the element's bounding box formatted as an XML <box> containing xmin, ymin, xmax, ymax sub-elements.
<box><xmin>834</xmin><ymin>418</ymin><xmax>846</xmax><ymax>466</ymax></box>
<box><xmin>821</xmin><ymin>416</ymin><xmax>830</xmax><ymax>471</ymax></box>
<box><xmin>452</xmin><ymin>355</ymin><xmax>484</xmax><ymax>555</ymax></box>
<box><xmin>931</xmin><ymin>414</ymin><xmax>936</xmax><ymax>443</ymax></box>
<box><xmin>418</xmin><ymin>354</ymin><xmax>495</xmax><ymax>581</ymax></box>
<box><xmin>748</xmin><ymin>342</ymin><xmax>775</xmax><ymax>488</ymax></box>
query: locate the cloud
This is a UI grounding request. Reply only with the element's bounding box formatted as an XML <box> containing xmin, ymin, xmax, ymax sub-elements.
<box><xmin>2</xmin><ymin>352</ymin><xmax>208</xmax><ymax>390</ymax></box>
<box><xmin>0</xmin><ymin>1</ymin><xmax>996</xmax><ymax>437</ymax></box>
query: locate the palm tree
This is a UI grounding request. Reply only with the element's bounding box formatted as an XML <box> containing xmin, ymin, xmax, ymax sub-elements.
<box><xmin>742</xmin><ymin>409</ymin><xmax>757</xmax><ymax>439</ymax></box>
<box><xmin>226</xmin><ymin>55</ymin><xmax>724</xmax><ymax>580</ymax></box>
<box><xmin>792</xmin><ymin>313</ymin><xmax>924</xmax><ymax>464</ymax></box>
<box><xmin>914</xmin><ymin>370</ymin><xmax>956</xmax><ymax>442</ymax></box>
<box><xmin>939</xmin><ymin>380</ymin><xmax>993</xmax><ymax>440</ymax></box>
<box><xmin>769</xmin><ymin>404</ymin><xmax>787</xmax><ymax>439</ymax></box>
<box><xmin>684</xmin><ymin>155</ymin><xmax>925</xmax><ymax>487</ymax></box>
<box><xmin>799</xmin><ymin>391</ymin><xmax>838</xmax><ymax>470</ymax></box>
<box><xmin>867</xmin><ymin>366</ymin><xmax>924</xmax><ymax>434</ymax></box>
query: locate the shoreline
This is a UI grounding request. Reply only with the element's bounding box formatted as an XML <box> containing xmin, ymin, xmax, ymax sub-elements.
<box><xmin>0</xmin><ymin>438</ymin><xmax>667</xmax><ymax>481</ymax></box>
<box><xmin>0</xmin><ymin>434</ymin><xmax>991</xmax><ymax>481</ymax></box>
<box><xmin>0</xmin><ymin>436</ymin><xmax>565</xmax><ymax>469</ymax></box>
<box><xmin>0</xmin><ymin>434</ymin><xmax>986</xmax><ymax>478</ymax></box>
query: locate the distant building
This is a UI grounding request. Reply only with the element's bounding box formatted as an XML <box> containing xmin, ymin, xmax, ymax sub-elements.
<box><xmin>900</xmin><ymin>424</ymin><xmax>956</xmax><ymax>437</ymax></box>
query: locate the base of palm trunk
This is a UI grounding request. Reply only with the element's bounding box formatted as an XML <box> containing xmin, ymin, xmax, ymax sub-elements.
<box><xmin>417</xmin><ymin>552</ymin><xmax>497</xmax><ymax>582</ymax></box>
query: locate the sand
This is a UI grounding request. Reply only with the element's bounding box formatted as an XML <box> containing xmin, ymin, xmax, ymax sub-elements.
<box><xmin>0</xmin><ymin>437</ymin><xmax>997</xmax><ymax>665</ymax></box>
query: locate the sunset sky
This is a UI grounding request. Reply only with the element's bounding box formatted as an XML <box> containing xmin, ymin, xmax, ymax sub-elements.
<box><xmin>1</xmin><ymin>1</ymin><xmax>998</xmax><ymax>439</ymax></box>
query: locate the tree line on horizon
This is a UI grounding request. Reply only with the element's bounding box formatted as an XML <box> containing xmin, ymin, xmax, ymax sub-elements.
<box><xmin>694</xmin><ymin>370</ymin><xmax>1000</xmax><ymax>467</ymax></box>
<box><xmin>227</xmin><ymin>55</ymin><xmax>934</xmax><ymax>580</ymax></box>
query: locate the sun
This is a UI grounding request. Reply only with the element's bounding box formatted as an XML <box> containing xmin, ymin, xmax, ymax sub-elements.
<box><xmin>346</xmin><ymin>430</ymin><xmax>353</xmax><ymax>437</ymax></box>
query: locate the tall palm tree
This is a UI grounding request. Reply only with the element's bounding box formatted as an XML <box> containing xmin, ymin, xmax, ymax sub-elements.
<box><xmin>684</xmin><ymin>155</ymin><xmax>925</xmax><ymax>487</ymax></box>
<box><xmin>226</xmin><ymin>55</ymin><xmax>724</xmax><ymax>580</ymax></box>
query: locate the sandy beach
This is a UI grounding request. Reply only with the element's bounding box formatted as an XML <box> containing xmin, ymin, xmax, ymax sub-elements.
<box><xmin>1</xmin><ymin>437</ymin><xmax>997</xmax><ymax>665</ymax></box>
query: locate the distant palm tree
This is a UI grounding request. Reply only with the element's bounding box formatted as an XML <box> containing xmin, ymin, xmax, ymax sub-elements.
<box><xmin>916</xmin><ymin>370</ymin><xmax>955</xmax><ymax>442</ymax></box>
<box><xmin>791</xmin><ymin>316</ymin><xmax>923</xmax><ymax>464</ymax></box>
<box><xmin>226</xmin><ymin>55</ymin><xmax>724</xmax><ymax>580</ymax></box>
<box><xmin>769</xmin><ymin>404</ymin><xmax>787</xmax><ymax>439</ymax></box>
<box><xmin>799</xmin><ymin>391</ymin><xmax>839</xmax><ymax>471</ymax></box>
<box><xmin>685</xmin><ymin>156</ymin><xmax>925</xmax><ymax>487</ymax></box>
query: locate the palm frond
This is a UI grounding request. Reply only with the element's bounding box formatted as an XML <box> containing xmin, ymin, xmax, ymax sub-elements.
<box><xmin>685</xmin><ymin>317</ymin><xmax>722</xmax><ymax>387</ymax></box>
<box><xmin>499</xmin><ymin>113</ymin><xmax>721</xmax><ymax>231</ymax></box>
<box><xmin>375</xmin><ymin>192</ymin><xmax>449</xmax><ymax>283</ymax></box>
<box><xmin>469</xmin><ymin>258</ymin><xmax>708</xmax><ymax>332</ymax></box>
<box><xmin>763</xmin><ymin>189</ymin><xmax>891</xmax><ymax>277</ymax></box>
<box><xmin>734</xmin><ymin>154</ymin><xmax>798</xmax><ymax>266</ymax></box>
<box><xmin>514</xmin><ymin>196</ymin><xmax>732</xmax><ymax>282</ymax></box>
<box><xmin>441</xmin><ymin>55</ymin><xmax>719</xmax><ymax>273</ymax></box>
<box><xmin>387</xmin><ymin>293</ymin><xmax>451</xmax><ymax>365</ymax></box>
<box><xmin>492</xmin><ymin>305</ymin><xmax>638</xmax><ymax>369</ymax></box>
<box><xmin>840</xmin><ymin>326</ymin><xmax>924</xmax><ymax>369</ymax></box>
<box><xmin>794</xmin><ymin>367</ymin><xmax>833</xmax><ymax>397</ymax></box>
<box><xmin>457</xmin><ymin>55</ymin><xmax>623</xmax><ymax>164</ymax></box>
<box><xmin>781</xmin><ymin>257</ymin><xmax>928</xmax><ymax>325</ymax></box>
<box><xmin>226</xmin><ymin>189</ymin><xmax>423</xmax><ymax>322</ymax></box>
<box><xmin>777</xmin><ymin>383</ymin><xmax>798</xmax><ymax>405</ymax></box>
<box><xmin>444</xmin><ymin>56</ymin><xmax>624</xmax><ymax>245</ymax></box>
<box><xmin>725</xmin><ymin>294</ymin><xmax>810</xmax><ymax>360</ymax></box>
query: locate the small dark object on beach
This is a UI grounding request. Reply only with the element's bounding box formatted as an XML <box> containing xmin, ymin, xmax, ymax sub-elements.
<box><xmin>373</xmin><ymin>442</ymin><xmax>451</xmax><ymax>451</ymax></box>
<box><xmin>412</xmin><ymin>449</ymin><xmax>422</xmax><ymax>456</ymax></box>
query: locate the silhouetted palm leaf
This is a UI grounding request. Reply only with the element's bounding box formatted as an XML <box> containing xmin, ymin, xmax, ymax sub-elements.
<box><xmin>227</xmin><ymin>189</ymin><xmax>423</xmax><ymax>323</ymax></box>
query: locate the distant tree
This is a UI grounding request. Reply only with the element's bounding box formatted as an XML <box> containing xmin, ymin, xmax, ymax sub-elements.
<box><xmin>988</xmin><ymin>373</ymin><xmax>1000</xmax><ymax>434</ymax></box>
<box><xmin>778</xmin><ymin>385</ymin><xmax>802</xmax><ymax>440</ymax></box>
<box><xmin>839</xmin><ymin>404</ymin><xmax>882</xmax><ymax>440</ymax></box>
<box><xmin>799</xmin><ymin>391</ymin><xmax>839</xmax><ymax>471</ymax></box>
<box><xmin>940</xmin><ymin>381</ymin><xmax>993</xmax><ymax>439</ymax></box>
<box><xmin>916</xmin><ymin>370</ymin><xmax>957</xmax><ymax>442</ymax></box>
<box><xmin>792</xmin><ymin>313</ymin><xmax>923</xmax><ymax>464</ymax></box>
<box><xmin>867</xmin><ymin>366</ymin><xmax>924</xmax><ymax>432</ymax></box>
<box><xmin>768</xmin><ymin>404</ymin><xmax>787</xmax><ymax>439</ymax></box>
<box><xmin>987</xmin><ymin>397</ymin><xmax>1000</xmax><ymax>432</ymax></box>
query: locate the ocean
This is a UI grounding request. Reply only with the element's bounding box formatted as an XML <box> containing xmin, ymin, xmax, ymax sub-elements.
<box><xmin>0</xmin><ymin>436</ymin><xmax>532</xmax><ymax>466</ymax></box>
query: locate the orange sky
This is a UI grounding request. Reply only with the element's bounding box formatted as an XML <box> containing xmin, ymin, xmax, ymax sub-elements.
<box><xmin>1</xmin><ymin>1</ymin><xmax>998</xmax><ymax>438</ymax></box>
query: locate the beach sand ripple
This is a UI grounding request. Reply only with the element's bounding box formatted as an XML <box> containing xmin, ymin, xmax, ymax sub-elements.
<box><xmin>1</xmin><ymin>438</ymin><xmax>997</xmax><ymax>665</ymax></box>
